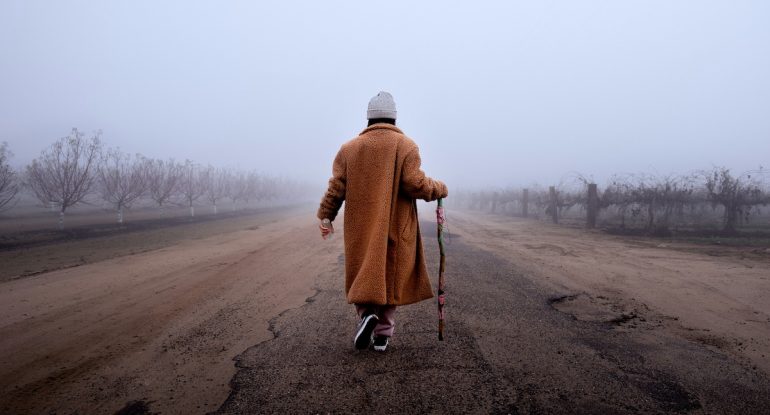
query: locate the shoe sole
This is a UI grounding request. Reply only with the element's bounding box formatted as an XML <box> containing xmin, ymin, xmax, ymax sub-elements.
<box><xmin>354</xmin><ymin>315</ymin><xmax>378</xmax><ymax>350</ymax></box>
<box><xmin>373</xmin><ymin>344</ymin><xmax>387</xmax><ymax>352</ymax></box>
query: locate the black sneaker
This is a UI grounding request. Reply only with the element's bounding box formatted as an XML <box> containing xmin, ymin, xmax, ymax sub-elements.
<box><xmin>354</xmin><ymin>314</ymin><xmax>378</xmax><ymax>350</ymax></box>
<box><xmin>372</xmin><ymin>335</ymin><xmax>389</xmax><ymax>352</ymax></box>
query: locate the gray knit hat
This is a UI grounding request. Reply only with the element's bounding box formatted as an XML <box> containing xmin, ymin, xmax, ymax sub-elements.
<box><xmin>367</xmin><ymin>91</ymin><xmax>397</xmax><ymax>120</ymax></box>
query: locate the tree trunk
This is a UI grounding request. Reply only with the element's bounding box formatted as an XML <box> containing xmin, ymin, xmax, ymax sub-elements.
<box><xmin>190</xmin><ymin>205</ymin><xmax>195</xmax><ymax>217</ymax></box>
<box><xmin>619</xmin><ymin>205</ymin><xmax>627</xmax><ymax>229</ymax></box>
<box><xmin>58</xmin><ymin>209</ymin><xmax>65</xmax><ymax>230</ymax></box>
<box><xmin>548</xmin><ymin>186</ymin><xmax>558</xmax><ymax>224</ymax></box>
<box><xmin>117</xmin><ymin>205</ymin><xmax>124</xmax><ymax>224</ymax></box>
<box><xmin>587</xmin><ymin>183</ymin><xmax>598</xmax><ymax>228</ymax></box>
<box><xmin>647</xmin><ymin>200</ymin><xmax>655</xmax><ymax>231</ymax></box>
<box><xmin>522</xmin><ymin>189</ymin><xmax>529</xmax><ymax>218</ymax></box>
<box><xmin>724</xmin><ymin>203</ymin><xmax>738</xmax><ymax>233</ymax></box>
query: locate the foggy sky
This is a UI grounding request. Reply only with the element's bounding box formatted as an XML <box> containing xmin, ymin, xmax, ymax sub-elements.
<box><xmin>1</xmin><ymin>1</ymin><xmax>769</xmax><ymax>189</ymax></box>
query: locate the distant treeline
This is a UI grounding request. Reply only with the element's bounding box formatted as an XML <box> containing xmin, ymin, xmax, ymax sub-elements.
<box><xmin>450</xmin><ymin>169</ymin><xmax>770</xmax><ymax>235</ymax></box>
<box><xmin>0</xmin><ymin>129</ymin><xmax>315</xmax><ymax>227</ymax></box>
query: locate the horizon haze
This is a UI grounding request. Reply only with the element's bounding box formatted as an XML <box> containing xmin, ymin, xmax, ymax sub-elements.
<box><xmin>1</xmin><ymin>1</ymin><xmax>768</xmax><ymax>190</ymax></box>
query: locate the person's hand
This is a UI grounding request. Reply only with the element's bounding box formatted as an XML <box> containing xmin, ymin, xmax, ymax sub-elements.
<box><xmin>438</xmin><ymin>181</ymin><xmax>449</xmax><ymax>199</ymax></box>
<box><xmin>319</xmin><ymin>219</ymin><xmax>334</xmax><ymax>240</ymax></box>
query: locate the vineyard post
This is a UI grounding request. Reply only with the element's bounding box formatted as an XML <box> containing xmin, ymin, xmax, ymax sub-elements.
<box><xmin>549</xmin><ymin>186</ymin><xmax>558</xmax><ymax>224</ymax></box>
<box><xmin>522</xmin><ymin>188</ymin><xmax>529</xmax><ymax>218</ymax></box>
<box><xmin>587</xmin><ymin>183</ymin><xmax>598</xmax><ymax>228</ymax></box>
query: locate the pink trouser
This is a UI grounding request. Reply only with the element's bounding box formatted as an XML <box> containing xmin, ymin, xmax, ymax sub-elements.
<box><xmin>355</xmin><ymin>304</ymin><xmax>397</xmax><ymax>337</ymax></box>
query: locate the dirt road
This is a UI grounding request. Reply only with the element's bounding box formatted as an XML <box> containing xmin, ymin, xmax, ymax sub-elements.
<box><xmin>449</xmin><ymin>210</ymin><xmax>770</xmax><ymax>375</ymax></box>
<box><xmin>2</xmin><ymin>207</ymin><xmax>770</xmax><ymax>414</ymax></box>
<box><xmin>215</xmin><ymin>211</ymin><xmax>770</xmax><ymax>414</ymax></box>
<box><xmin>0</xmin><ymin>207</ymin><xmax>339</xmax><ymax>414</ymax></box>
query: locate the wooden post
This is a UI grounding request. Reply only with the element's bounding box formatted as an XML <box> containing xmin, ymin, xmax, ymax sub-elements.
<box><xmin>587</xmin><ymin>183</ymin><xmax>598</xmax><ymax>228</ymax></box>
<box><xmin>548</xmin><ymin>186</ymin><xmax>558</xmax><ymax>224</ymax></box>
<box><xmin>522</xmin><ymin>188</ymin><xmax>529</xmax><ymax>218</ymax></box>
<box><xmin>491</xmin><ymin>191</ymin><xmax>498</xmax><ymax>213</ymax></box>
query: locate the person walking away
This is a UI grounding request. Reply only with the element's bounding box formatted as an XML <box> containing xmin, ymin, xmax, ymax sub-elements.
<box><xmin>318</xmin><ymin>91</ymin><xmax>448</xmax><ymax>352</ymax></box>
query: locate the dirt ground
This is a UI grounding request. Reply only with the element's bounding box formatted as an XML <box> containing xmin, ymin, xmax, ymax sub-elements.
<box><xmin>0</xmin><ymin>202</ymin><xmax>225</xmax><ymax>234</ymax></box>
<box><xmin>449</xmin><ymin>210</ymin><xmax>770</xmax><ymax>375</ymax></box>
<box><xmin>0</xmin><ymin>206</ymin><xmax>338</xmax><ymax>414</ymax></box>
<box><xmin>0</xmin><ymin>206</ymin><xmax>295</xmax><ymax>281</ymax></box>
<box><xmin>1</xmin><ymin>206</ymin><xmax>769</xmax><ymax>414</ymax></box>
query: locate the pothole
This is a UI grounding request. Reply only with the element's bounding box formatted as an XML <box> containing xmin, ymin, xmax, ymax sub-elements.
<box><xmin>638</xmin><ymin>378</ymin><xmax>702</xmax><ymax>412</ymax></box>
<box><xmin>549</xmin><ymin>293</ymin><xmax>640</xmax><ymax>326</ymax></box>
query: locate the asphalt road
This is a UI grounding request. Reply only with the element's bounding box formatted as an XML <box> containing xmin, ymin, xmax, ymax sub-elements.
<box><xmin>213</xmin><ymin>221</ymin><xmax>770</xmax><ymax>414</ymax></box>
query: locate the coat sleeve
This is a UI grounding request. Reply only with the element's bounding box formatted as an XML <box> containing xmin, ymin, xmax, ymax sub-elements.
<box><xmin>400</xmin><ymin>146</ymin><xmax>448</xmax><ymax>202</ymax></box>
<box><xmin>317</xmin><ymin>148</ymin><xmax>346</xmax><ymax>221</ymax></box>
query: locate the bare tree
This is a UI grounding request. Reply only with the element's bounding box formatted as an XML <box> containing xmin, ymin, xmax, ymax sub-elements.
<box><xmin>180</xmin><ymin>160</ymin><xmax>205</xmax><ymax>217</ymax></box>
<box><xmin>200</xmin><ymin>166</ymin><xmax>230</xmax><ymax>214</ymax></box>
<box><xmin>652</xmin><ymin>175</ymin><xmax>696</xmax><ymax>232</ymax></box>
<box><xmin>601</xmin><ymin>173</ymin><xmax>698</xmax><ymax>233</ymax></box>
<box><xmin>260</xmin><ymin>174</ymin><xmax>279</xmax><ymax>204</ymax></box>
<box><xmin>146</xmin><ymin>158</ymin><xmax>182</xmax><ymax>215</ymax></box>
<box><xmin>239</xmin><ymin>171</ymin><xmax>260</xmax><ymax>207</ymax></box>
<box><xmin>704</xmin><ymin>167</ymin><xmax>768</xmax><ymax>232</ymax></box>
<box><xmin>97</xmin><ymin>149</ymin><xmax>148</xmax><ymax>224</ymax></box>
<box><xmin>0</xmin><ymin>142</ymin><xmax>19</xmax><ymax>212</ymax></box>
<box><xmin>227</xmin><ymin>170</ymin><xmax>249</xmax><ymax>211</ymax></box>
<box><xmin>602</xmin><ymin>176</ymin><xmax>639</xmax><ymax>228</ymax></box>
<box><xmin>25</xmin><ymin>128</ymin><xmax>102</xmax><ymax>228</ymax></box>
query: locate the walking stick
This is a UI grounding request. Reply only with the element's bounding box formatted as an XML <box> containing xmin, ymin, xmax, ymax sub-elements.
<box><xmin>436</xmin><ymin>198</ymin><xmax>446</xmax><ymax>341</ymax></box>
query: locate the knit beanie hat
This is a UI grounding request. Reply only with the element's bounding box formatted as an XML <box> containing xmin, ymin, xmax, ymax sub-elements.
<box><xmin>367</xmin><ymin>91</ymin><xmax>397</xmax><ymax>120</ymax></box>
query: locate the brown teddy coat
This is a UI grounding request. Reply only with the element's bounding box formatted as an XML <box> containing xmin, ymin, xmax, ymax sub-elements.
<box><xmin>318</xmin><ymin>123</ymin><xmax>448</xmax><ymax>306</ymax></box>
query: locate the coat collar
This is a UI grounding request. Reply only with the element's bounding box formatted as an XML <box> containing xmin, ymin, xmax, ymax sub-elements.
<box><xmin>360</xmin><ymin>123</ymin><xmax>403</xmax><ymax>135</ymax></box>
